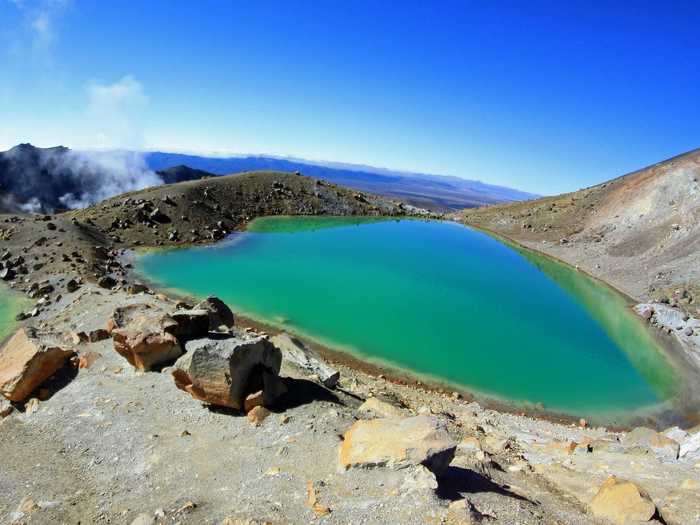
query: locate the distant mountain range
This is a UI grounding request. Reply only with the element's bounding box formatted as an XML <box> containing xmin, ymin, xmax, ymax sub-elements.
<box><xmin>0</xmin><ymin>143</ymin><xmax>537</xmax><ymax>213</ymax></box>
<box><xmin>145</xmin><ymin>151</ymin><xmax>538</xmax><ymax>210</ymax></box>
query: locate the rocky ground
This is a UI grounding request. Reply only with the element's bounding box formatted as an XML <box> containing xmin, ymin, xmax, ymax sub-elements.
<box><xmin>0</xmin><ymin>171</ymin><xmax>699</xmax><ymax>524</ymax></box>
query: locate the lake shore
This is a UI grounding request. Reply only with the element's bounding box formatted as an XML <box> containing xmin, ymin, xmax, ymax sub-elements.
<box><xmin>129</xmin><ymin>217</ymin><xmax>695</xmax><ymax>431</ymax></box>
<box><xmin>1</xmin><ymin>172</ymin><xmax>699</xmax><ymax>523</ymax></box>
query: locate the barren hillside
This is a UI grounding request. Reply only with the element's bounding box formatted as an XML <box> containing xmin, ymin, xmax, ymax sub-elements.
<box><xmin>459</xmin><ymin>148</ymin><xmax>700</xmax><ymax>311</ymax></box>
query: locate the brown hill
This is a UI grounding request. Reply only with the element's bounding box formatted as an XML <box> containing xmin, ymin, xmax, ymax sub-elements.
<box><xmin>459</xmin><ymin>148</ymin><xmax>700</xmax><ymax>310</ymax></box>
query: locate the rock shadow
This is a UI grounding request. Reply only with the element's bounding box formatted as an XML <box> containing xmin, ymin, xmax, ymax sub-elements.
<box><xmin>273</xmin><ymin>377</ymin><xmax>343</xmax><ymax>411</ymax></box>
<box><xmin>18</xmin><ymin>362</ymin><xmax>79</xmax><ymax>410</ymax></box>
<box><xmin>437</xmin><ymin>466</ymin><xmax>535</xmax><ymax>503</ymax></box>
<box><xmin>205</xmin><ymin>377</ymin><xmax>343</xmax><ymax>417</ymax></box>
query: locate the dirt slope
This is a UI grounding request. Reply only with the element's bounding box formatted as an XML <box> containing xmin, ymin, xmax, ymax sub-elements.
<box><xmin>459</xmin><ymin>148</ymin><xmax>700</xmax><ymax>309</ymax></box>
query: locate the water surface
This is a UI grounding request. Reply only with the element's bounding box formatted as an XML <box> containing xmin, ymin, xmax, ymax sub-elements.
<box><xmin>0</xmin><ymin>287</ymin><xmax>29</xmax><ymax>342</ymax></box>
<box><xmin>137</xmin><ymin>217</ymin><xmax>678</xmax><ymax>418</ymax></box>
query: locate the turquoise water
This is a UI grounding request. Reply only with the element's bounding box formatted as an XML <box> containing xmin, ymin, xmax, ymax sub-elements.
<box><xmin>0</xmin><ymin>287</ymin><xmax>28</xmax><ymax>342</ymax></box>
<box><xmin>137</xmin><ymin>217</ymin><xmax>679</xmax><ymax>417</ymax></box>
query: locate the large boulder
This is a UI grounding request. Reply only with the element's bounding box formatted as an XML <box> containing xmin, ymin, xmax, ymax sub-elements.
<box><xmin>589</xmin><ymin>476</ymin><xmax>656</xmax><ymax>524</ymax></box>
<box><xmin>338</xmin><ymin>415</ymin><xmax>456</xmax><ymax>476</ymax></box>
<box><xmin>110</xmin><ymin>305</ymin><xmax>182</xmax><ymax>371</ymax></box>
<box><xmin>271</xmin><ymin>332</ymin><xmax>339</xmax><ymax>388</ymax></box>
<box><xmin>172</xmin><ymin>335</ymin><xmax>282</xmax><ymax>410</ymax></box>
<box><xmin>0</xmin><ymin>328</ymin><xmax>74</xmax><ymax>402</ymax></box>
<box><xmin>194</xmin><ymin>296</ymin><xmax>235</xmax><ymax>331</ymax></box>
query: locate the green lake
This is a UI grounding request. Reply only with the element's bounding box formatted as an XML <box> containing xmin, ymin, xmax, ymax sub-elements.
<box><xmin>136</xmin><ymin>216</ymin><xmax>680</xmax><ymax>419</ymax></box>
<box><xmin>0</xmin><ymin>287</ymin><xmax>28</xmax><ymax>342</ymax></box>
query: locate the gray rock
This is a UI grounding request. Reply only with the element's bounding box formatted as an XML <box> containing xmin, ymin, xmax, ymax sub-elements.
<box><xmin>622</xmin><ymin>427</ymin><xmax>680</xmax><ymax>460</ymax></box>
<box><xmin>271</xmin><ymin>332</ymin><xmax>339</xmax><ymax>388</ymax></box>
<box><xmin>174</xmin><ymin>335</ymin><xmax>282</xmax><ymax>410</ymax></box>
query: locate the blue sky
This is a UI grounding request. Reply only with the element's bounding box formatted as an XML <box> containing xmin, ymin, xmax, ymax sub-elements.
<box><xmin>1</xmin><ymin>1</ymin><xmax>699</xmax><ymax>194</ymax></box>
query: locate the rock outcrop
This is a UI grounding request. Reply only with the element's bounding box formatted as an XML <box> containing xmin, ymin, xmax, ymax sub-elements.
<box><xmin>0</xmin><ymin>328</ymin><xmax>74</xmax><ymax>402</ymax></box>
<box><xmin>271</xmin><ymin>332</ymin><xmax>339</xmax><ymax>388</ymax></box>
<box><xmin>172</xmin><ymin>335</ymin><xmax>282</xmax><ymax>410</ymax></box>
<box><xmin>339</xmin><ymin>415</ymin><xmax>456</xmax><ymax>476</ymax></box>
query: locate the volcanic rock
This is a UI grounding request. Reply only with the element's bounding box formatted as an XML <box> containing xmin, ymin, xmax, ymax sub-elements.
<box><xmin>110</xmin><ymin>309</ymin><xmax>182</xmax><ymax>371</ymax></box>
<box><xmin>271</xmin><ymin>332</ymin><xmax>339</xmax><ymax>388</ymax></box>
<box><xmin>193</xmin><ymin>296</ymin><xmax>235</xmax><ymax>330</ymax></box>
<box><xmin>0</xmin><ymin>328</ymin><xmax>74</xmax><ymax>402</ymax></box>
<box><xmin>589</xmin><ymin>476</ymin><xmax>656</xmax><ymax>524</ymax></box>
<box><xmin>167</xmin><ymin>309</ymin><xmax>210</xmax><ymax>340</ymax></box>
<box><xmin>357</xmin><ymin>396</ymin><xmax>406</xmax><ymax>418</ymax></box>
<box><xmin>338</xmin><ymin>415</ymin><xmax>456</xmax><ymax>476</ymax></box>
<box><xmin>247</xmin><ymin>405</ymin><xmax>270</xmax><ymax>426</ymax></box>
<box><xmin>0</xmin><ymin>396</ymin><xmax>13</xmax><ymax>418</ymax></box>
<box><xmin>622</xmin><ymin>427</ymin><xmax>680</xmax><ymax>460</ymax></box>
<box><xmin>172</xmin><ymin>335</ymin><xmax>282</xmax><ymax>410</ymax></box>
<box><xmin>97</xmin><ymin>275</ymin><xmax>117</xmax><ymax>289</ymax></box>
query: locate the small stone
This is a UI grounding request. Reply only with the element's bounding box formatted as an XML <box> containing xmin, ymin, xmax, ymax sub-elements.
<box><xmin>247</xmin><ymin>405</ymin><xmax>270</xmax><ymax>426</ymax></box>
<box><xmin>244</xmin><ymin>390</ymin><xmax>264</xmax><ymax>413</ymax></box>
<box><xmin>176</xmin><ymin>501</ymin><xmax>196</xmax><ymax>514</ymax></box>
<box><xmin>25</xmin><ymin>397</ymin><xmax>40</xmax><ymax>415</ymax></box>
<box><xmin>97</xmin><ymin>275</ymin><xmax>117</xmax><ymax>289</ymax></box>
<box><xmin>306</xmin><ymin>480</ymin><xmax>331</xmax><ymax>517</ymax></box>
<box><xmin>0</xmin><ymin>397</ymin><xmax>14</xmax><ymax>418</ymax></box>
<box><xmin>88</xmin><ymin>328</ymin><xmax>110</xmax><ymax>343</ymax></box>
<box><xmin>17</xmin><ymin>495</ymin><xmax>40</xmax><ymax>514</ymax></box>
<box><xmin>357</xmin><ymin>396</ymin><xmax>405</xmax><ymax>418</ymax></box>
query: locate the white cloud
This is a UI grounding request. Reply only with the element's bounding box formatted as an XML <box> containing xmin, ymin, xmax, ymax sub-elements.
<box><xmin>85</xmin><ymin>75</ymin><xmax>149</xmax><ymax>149</ymax></box>
<box><xmin>8</xmin><ymin>0</ymin><xmax>70</xmax><ymax>51</ymax></box>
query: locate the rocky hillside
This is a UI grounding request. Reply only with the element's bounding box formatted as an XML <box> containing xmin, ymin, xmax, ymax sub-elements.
<box><xmin>0</xmin><ymin>143</ymin><xmax>535</xmax><ymax>214</ymax></box>
<box><xmin>459</xmin><ymin>148</ymin><xmax>700</xmax><ymax>309</ymax></box>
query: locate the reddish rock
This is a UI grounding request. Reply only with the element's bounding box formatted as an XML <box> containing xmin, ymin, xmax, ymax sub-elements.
<box><xmin>0</xmin><ymin>328</ymin><xmax>74</xmax><ymax>402</ymax></box>
<box><xmin>247</xmin><ymin>405</ymin><xmax>270</xmax><ymax>426</ymax></box>
<box><xmin>112</xmin><ymin>328</ymin><xmax>181</xmax><ymax>372</ymax></box>
<box><xmin>244</xmin><ymin>390</ymin><xmax>265</xmax><ymax>413</ymax></box>
<box><xmin>109</xmin><ymin>304</ymin><xmax>183</xmax><ymax>371</ymax></box>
